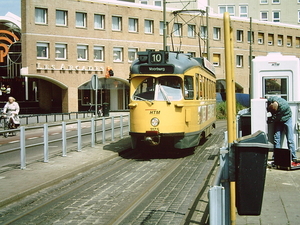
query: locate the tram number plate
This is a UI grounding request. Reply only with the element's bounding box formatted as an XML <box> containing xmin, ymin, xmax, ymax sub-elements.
<box><xmin>150</xmin><ymin>52</ymin><xmax>164</xmax><ymax>64</ymax></box>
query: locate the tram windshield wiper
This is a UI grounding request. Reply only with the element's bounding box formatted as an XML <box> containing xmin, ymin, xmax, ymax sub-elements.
<box><xmin>134</xmin><ymin>95</ymin><xmax>153</xmax><ymax>105</ymax></box>
<box><xmin>158</xmin><ymin>84</ymin><xmax>171</xmax><ymax>104</ymax></box>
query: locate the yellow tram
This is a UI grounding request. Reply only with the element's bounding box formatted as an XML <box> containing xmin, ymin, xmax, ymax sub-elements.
<box><xmin>129</xmin><ymin>51</ymin><xmax>216</xmax><ymax>149</ymax></box>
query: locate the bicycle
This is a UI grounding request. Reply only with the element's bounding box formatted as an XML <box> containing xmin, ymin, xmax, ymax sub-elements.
<box><xmin>1</xmin><ymin>113</ymin><xmax>18</xmax><ymax>138</ymax></box>
<box><xmin>88</xmin><ymin>103</ymin><xmax>102</xmax><ymax>117</ymax></box>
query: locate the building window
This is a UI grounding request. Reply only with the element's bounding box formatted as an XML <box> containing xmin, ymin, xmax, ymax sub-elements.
<box><xmin>155</xmin><ymin>1</ymin><xmax>162</xmax><ymax>6</ymax></box>
<box><xmin>55</xmin><ymin>43</ymin><xmax>67</xmax><ymax>60</ymax></box>
<box><xmin>200</xmin><ymin>26</ymin><xmax>207</xmax><ymax>39</ymax></box>
<box><xmin>296</xmin><ymin>37</ymin><xmax>300</xmax><ymax>48</ymax></box>
<box><xmin>277</xmin><ymin>35</ymin><xmax>283</xmax><ymax>46</ymax></box>
<box><xmin>213</xmin><ymin>53</ymin><xmax>220</xmax><ymax>66</ymax></box>
<box><xmin>128</xmin><ymin>48</ymin><xmax>138</xmax><ymax>62</ymax></box>
<box><xmin>56</xmin><ymin>10</ymin><xmax>67</xmax><ymax>26</ymax></box>
<box><xmin>236</xmin><ymin>55</ymin><xmax>243</xmax><ymax>67</ymax></box>
<box><xmin>237</xmin><ymin>30</ymin><xmax>243</xmax><ymax>42</ymax></box>
<box><xmin>239</xmin><ymin>5</ymin><xmax>248</xmax><ymax>17</ymax></box>
<box><xmin>77</xmin><ymin>45</ymin><xmax>88</xmax><ymax>60</ymax></box>
<box><xmin>247</xmin><ymin>31</ymin><xmax>254</xmax><ymax>43</ymax></box>
<box><xmin>35</xmin><ymin>8</ymin><xmax>47</xmax><ymax>24</ymax></box>
<box><xmin>261</xmin><ymin>11</ymin><xmax>268</xmax><ymax>21</ymax></box>
<box><xmin>258</xmin><ymin>32</ymin><xmax>264</xmax><ymax>44</ymax></box>
<box><xmin>94</xmin><ymin>46</ymin><xmax>104</xmax><ymax>61</ymax></box>
<box><xmin>268</xmin><ymin>34</ymin><xmax>274</xmax><ymax>45</ymax></box>
<box><xmin>112</xmin><ymin>16</ymin><xmax>122</xmax><ymax>31</ymax></box>
<box><xmin>187</xmin><ymin>52</ymin><xmax>196</xmax><ymax>57</ymax></box>
<box><xmin>173</xmin><ymin>23</ymin><xmax>182</xmax><ymax>36</ymax></box>
<box><xmin>219</xmin><ymin>5</ymin><xmax>235</xmax><ymax>16</ymax></box>
<box><xmin>188</xmin><ymin>24</ymin><xmax>196</xmax><ymax>38</ymax></box>
<box><xmin>273</xmin><ymin>11</ymin><xmax>280</xmax><ymax>22</ymax></box>
<box><xmin>298</xmin><ymin>11</ymin><xmax>300</xmax><ymax>23</ymax></box>
<box><xmin>113</xmin><ymin>47</ymin><xmax>123</xmax><ymax>62</ymax></box>
<box><xmin>76</xmin><ymin>12</ymin><xmax>87</xmax><ymax>28</ymax></box>
<box><xmin>36</xmin><ymin>42</ymin><xmax>49</xmax><ymax>59</ymax></box>
<box><xmin>213</xmin><ymin>27</ymin><xmax>221</xmax><ymax>40</ymax></box>
<box><xmin>272</xmin><ymin>0</ymin><xmax>280</xmax><ymax>3</ymax></box>
<box><xmin>144</xmin><ymin>19</ymin><xmax>154</xmax><ymax>34</ymax></box>
<box><xmin>94</xmin><ymin>14</ymin><xmax>105</xmax><ymax>29</ymax></box>
<box><xmin>260</xmin><ymin>0</ymin><xmax>268</xmax><ymax>3</ymax></box>
<box><xmin>140</xmin><ymin>0</ymin><xmax>148</xmax><ymax>4</ymax></box>
<box><xmin>287</xmin><ymin>36</ymin><xmax>292</xmax><ymax>47</ymax></box>
<box><xmin>129</xmin><ymin>18</ymin><xmax>138</xmax><ymax>32</ymax></box>
<box><xmin>160</xmin><ymin>21</ymin><xmax>169</xmax><ymax>35</ymax></box>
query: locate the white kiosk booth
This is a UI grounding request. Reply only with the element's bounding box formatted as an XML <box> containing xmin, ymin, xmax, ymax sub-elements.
<box><xmin>251</xmin><ymin>52</ymin><xmax>300</xmax><ymax>151</ymax></box>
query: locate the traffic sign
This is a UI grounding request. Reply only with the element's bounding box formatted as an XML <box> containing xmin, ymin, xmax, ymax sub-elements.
<box><xmin>91</xmin><ymin>74</ymin><xmax>98</xmax><ymax>90</ymax></box>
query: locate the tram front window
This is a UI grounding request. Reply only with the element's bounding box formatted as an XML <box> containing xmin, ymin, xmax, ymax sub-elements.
<box><xmin>133</xmin><ymin>76</ymin><xmax>183</xmax><ymax>101</ymax></box>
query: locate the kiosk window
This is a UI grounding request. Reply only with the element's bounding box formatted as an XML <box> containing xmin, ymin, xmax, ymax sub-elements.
<box><xmin>264</xmin><ymin>78</ymin><xmax>287</xmax><ymax>100</ymax></box>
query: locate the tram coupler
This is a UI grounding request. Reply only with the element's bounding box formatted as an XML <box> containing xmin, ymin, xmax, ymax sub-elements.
<box><xmin>144</xmin><ymin>131</ymin><xmax>161</xmax><ymax>146</ymax></box>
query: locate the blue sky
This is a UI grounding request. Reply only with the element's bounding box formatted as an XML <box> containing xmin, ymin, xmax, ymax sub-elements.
<box><xmin>0</xmin><ymin>0</ymin><xmax>21</xmax><ymax>17</ymax></box>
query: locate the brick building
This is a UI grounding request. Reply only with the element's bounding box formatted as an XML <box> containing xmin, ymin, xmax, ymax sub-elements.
<box><xmin>20</xmin><ymin>0</ymin><xmax>300</xmax><ymax>112</ymax></box>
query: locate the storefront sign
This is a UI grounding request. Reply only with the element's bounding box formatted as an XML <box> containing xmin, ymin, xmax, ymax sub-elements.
<box><xmin>0</xmin><ymin>30</ymin><xmax>19</xmax><ymax>63</ymax></box>
<box><xmin>36</xmin><ymin>63</ymin><xmax>104</xmax><ymax>72</ymax></box>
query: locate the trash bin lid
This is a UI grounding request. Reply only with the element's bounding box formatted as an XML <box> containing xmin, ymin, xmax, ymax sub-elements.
<box><xmin>235</xmin><ymin>130</ymin><xmax>268</xmax><ymax>144</ymax></box>
<box><xmin>233</xmin><ymin>141</ymin><xmax>273</xmax><ymax>149</ymax></box>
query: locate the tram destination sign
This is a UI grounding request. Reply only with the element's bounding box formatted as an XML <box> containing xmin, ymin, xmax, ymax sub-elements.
<box><xmin>139</xmin><ymin>65</ymin><xmax>174</xmax><ymax>74</ymax></box>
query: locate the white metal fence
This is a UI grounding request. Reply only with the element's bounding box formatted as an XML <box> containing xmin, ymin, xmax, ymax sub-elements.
<box><xmin>0</xmin><ymin>115</ymin><xmax>130</xmax><ymax>170</ymax></box>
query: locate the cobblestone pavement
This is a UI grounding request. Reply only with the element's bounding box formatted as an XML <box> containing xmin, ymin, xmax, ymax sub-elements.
<box><xmin>0</xmin><ymin>121</ymin><xmax>227</xmax><ymax>225</ymax></box>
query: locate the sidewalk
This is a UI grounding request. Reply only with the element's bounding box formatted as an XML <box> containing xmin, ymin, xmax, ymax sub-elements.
<box><xmin>236</xmin><ymin>152</ymin><xmax>300</xmax><ymax>225</ymax></box>
<box><xmin>0</xmin><ymin>136</ymin><xmax>132</xmax><ymax>208</ymax></box>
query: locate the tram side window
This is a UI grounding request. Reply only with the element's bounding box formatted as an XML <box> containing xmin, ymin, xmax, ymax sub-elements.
<box><xmin>196</xmin><ymin>74</ymin><xmax>199</xmax><ymax>100</ymax></box>
<box><xmin>264</xmin><ymin>78</ymin><xmax>287</xmax><ymax>100</ymax></box>
<box><xmin>184</xmin><ymin>76</ymin><xmax>194</xmax><ymax>99</ymax></box>
<box><xmin>199</xmin><ymin>75</ymin><xmax>203</xmax><ymax>99</ymax></box>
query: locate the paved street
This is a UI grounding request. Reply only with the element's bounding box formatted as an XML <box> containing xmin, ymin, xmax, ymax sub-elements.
<box><xmin>0</xmin><ymin>121</ymin><xmax>226</xmax><ymax>225</ymax></box>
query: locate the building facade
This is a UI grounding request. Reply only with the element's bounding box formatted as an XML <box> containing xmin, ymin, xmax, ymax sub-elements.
<box><xmin>21</xmin><ymin>0</ymin><xmax>300</xmax><ymax>113</ymax></box>
<box><xmin>117</xmin><ymin>0</ymin><xmax>208</xmax><ymax>10</ymax></box>
<box><xmin>209</xmin><ymin>0</ymin><xmax>300</xmax><ymax>25</ymax></box>
<box><xmin>0</xmin><ymin>12</ymin><xmax>22</xmax><ymax>102</ymax></box>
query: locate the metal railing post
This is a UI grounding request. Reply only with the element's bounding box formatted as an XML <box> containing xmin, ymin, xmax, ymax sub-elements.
<box><xmin>120</xmin><ymin>115</ymin><xmax>123</xmax><ymax>139</ymax></box>
<box><xmin>91</xmin><ymin>117</ymin><xmax>95</xmax><ymax>147</ymax></box>
<box><xmin>20</xmin><ymin>126</ymin><xmax>26</xmax><ymax>169</ymax></box>
<box><xmin>44</xmin><ymin>123</ymin><xmax>49</xmax><ymax>162</ymax></box>
<box><xmin>77</xmin><ymin>120</ymin><xmax>82</xmax><ymax>151</ymax></box>
<box><xmin>102</xmin><ymin>117</ymin><xmax>106</xmax><ymax>144</ymax></box>
<box><xmin>209</xmin><ymin>186</ymin><xmax>226</xmax><ymax>225</ymax></box>
<box><xmin>62</xmin><ymin>122</ymin><xmax>67</xmax><ymax>156</ymax></box>
<box><xmin>111</xmin><ymin>116</ymin><xmax>115</xmax><ymax>141</ymax></box>
<box><xmin>128</xmin><ymin>114</ymin><xmax>130</xmax><ymax>131</ymax></box>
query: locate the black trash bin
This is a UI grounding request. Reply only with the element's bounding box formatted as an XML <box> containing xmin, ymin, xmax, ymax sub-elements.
<box><xmin>234</xmin><ymin>130</ymin><xmax>273</xmax><ymax>215</ymax></box>
<box><xmin>102</xmin><ymin>102</ymin><xmax>109</xmax><ymax>117</ymax></box>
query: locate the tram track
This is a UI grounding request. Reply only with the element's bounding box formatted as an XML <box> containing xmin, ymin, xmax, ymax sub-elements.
<box><xmin>0</xmin><ymin>150</ymin><xmax>137</xmax><ymax>224</ymax></box>
<box><xmin>0</xmin><ymin>121</ymin><xmax>226</xmax><ymax>224</ymax></box>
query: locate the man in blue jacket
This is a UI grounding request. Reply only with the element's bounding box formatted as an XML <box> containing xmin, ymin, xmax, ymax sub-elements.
<box><xmin>267</xmin><ymin>96</ymin><xmax>298</xmax><ymax>164</ymax></box>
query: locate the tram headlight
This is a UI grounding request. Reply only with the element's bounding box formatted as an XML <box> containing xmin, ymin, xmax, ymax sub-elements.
<box><xmin>151</xmin><ymin>117</ymin><xmax>159</xmax><ymax>127</ymax></box>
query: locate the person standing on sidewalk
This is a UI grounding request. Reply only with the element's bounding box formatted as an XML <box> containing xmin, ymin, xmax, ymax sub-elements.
<box><xmin>267</xmin><ymin>96</ymin><xmax>298</xmax><ymax>164</ymax></box>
